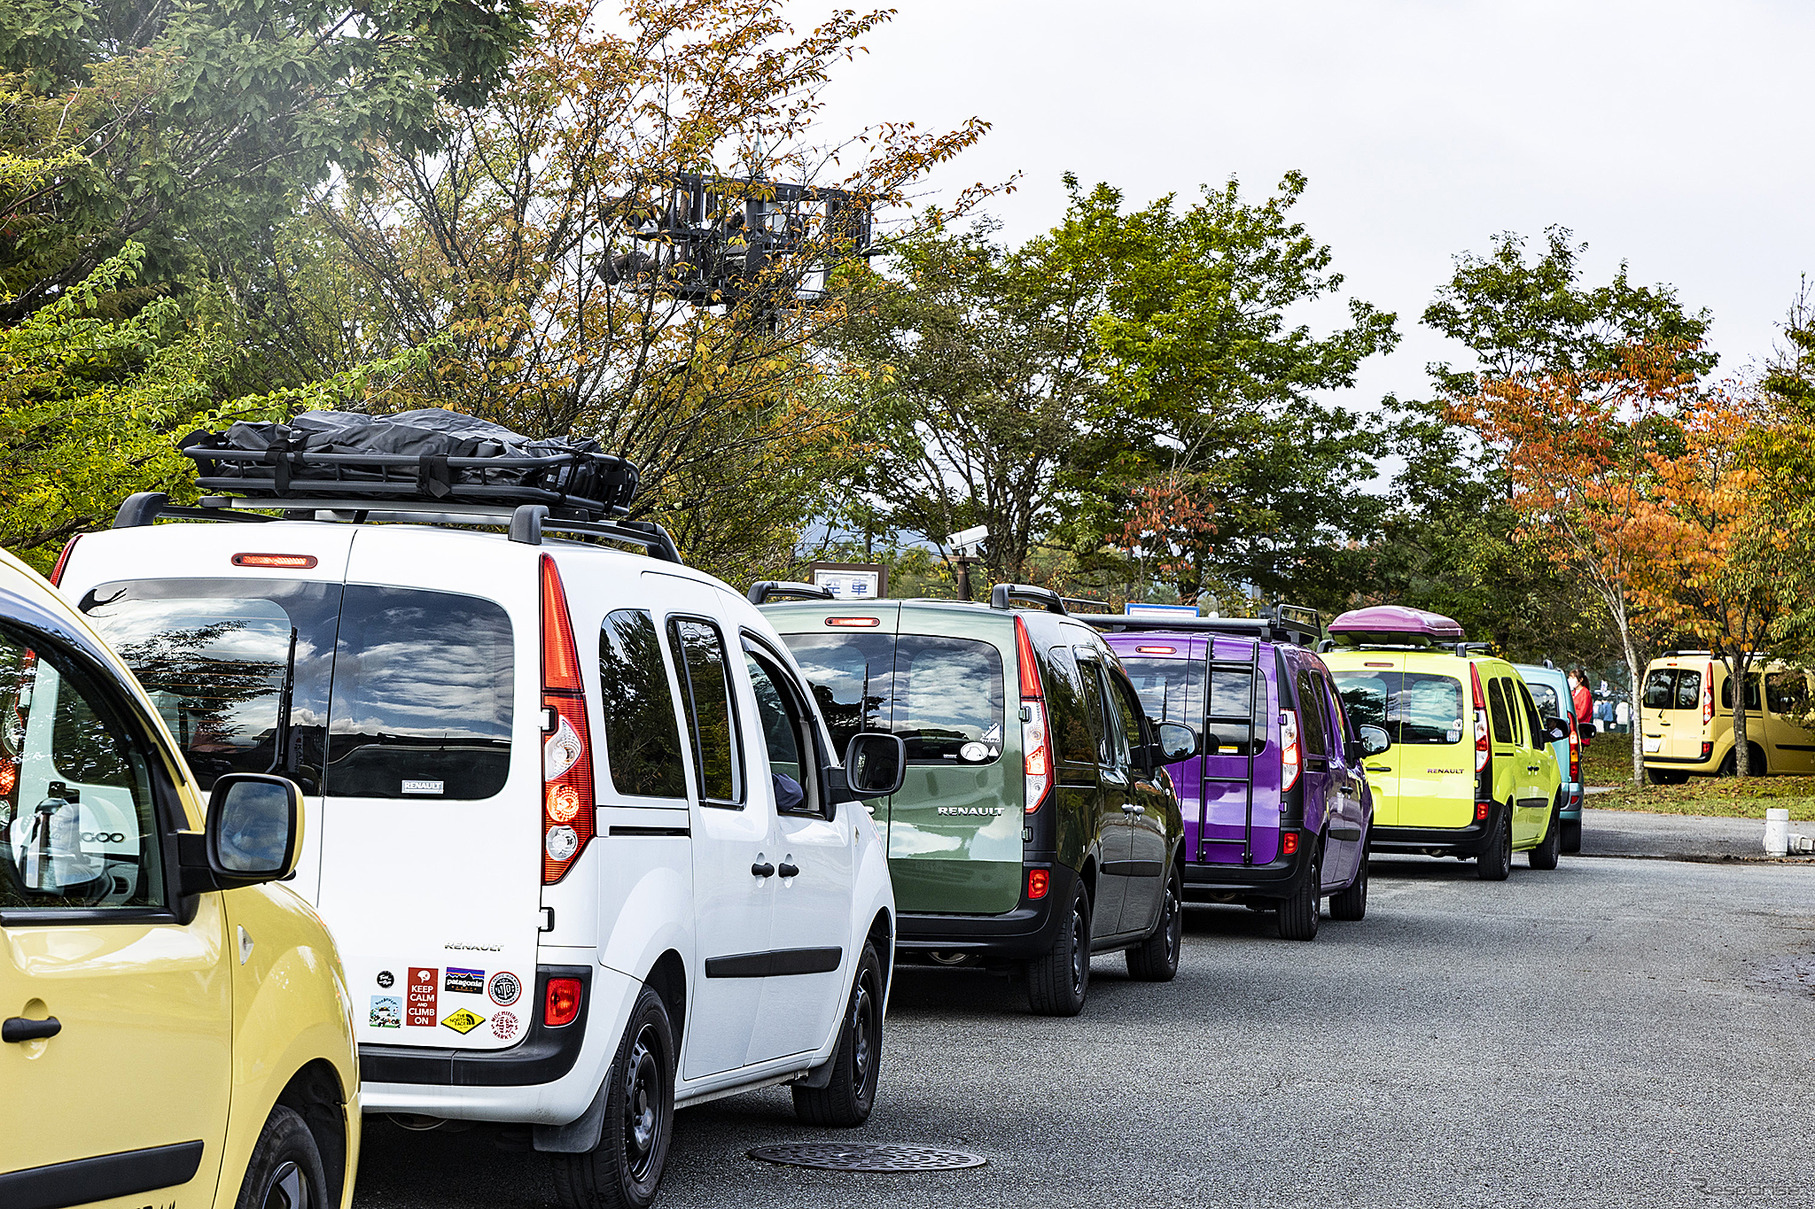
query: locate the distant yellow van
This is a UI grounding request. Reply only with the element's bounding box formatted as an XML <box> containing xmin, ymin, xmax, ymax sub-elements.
<box><xmin>1640</xmin><ymin>652</ymin><xmax>1815</xmax><ymax>782</ymax></box>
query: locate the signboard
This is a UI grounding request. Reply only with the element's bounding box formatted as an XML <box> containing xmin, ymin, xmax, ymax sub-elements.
<box><xmin>1124</xmin><ymin>603</ymin><xmax>1199</xmax><ymax>619</ymax></box>
<box><xmin>808</xmin><ymin>562</ymin><xmax>887</xmax><ymax>601</ymax></box>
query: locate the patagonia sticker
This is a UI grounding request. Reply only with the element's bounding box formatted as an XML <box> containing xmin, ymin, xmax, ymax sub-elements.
<box><xmin>402</xmin><ymin>779</ymin><xmax>444</xmax><ymax>795</ymax></box>
<box><xmin>445</xmin><ymin>967</ymin><xmax>485</xmax><ymax>994</ymax></box>
<box><xmin>442</xmin><ymin>1008</ymin><xmax>486</xmax><ymax>1035</ymax></box>
<box><xmin>406</xmin><ymin>967</ymin><xmax>438</xmax><ymax>1026</ymax></box>
<box><xmin>369</xmin><ymin>996</ymin><xmax>401</xmax><ymax>1028</ymax></box>
<box><xmin>491</xmin><ymin>1010</ymin><xmax>520</xmax><ymax>1041</ymax></box>
<box><xmin>488</xmin><ymin>971</ymin><xmax>522</xmax><ymax>1007</ymax></box>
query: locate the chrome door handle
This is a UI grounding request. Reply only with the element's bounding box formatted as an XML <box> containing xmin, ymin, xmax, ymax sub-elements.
<box><xmin>3</xmin><ymin>1016</ymin><xmax>60</xmax><ymax>1043</ymax></box>
<box><xmin>777</xmin><ymin>861</ymin><xmax>800</xmax><ymax>878</ymax></box>
<box><xmin>1122</xmin><ymin>803</ymin><xmax>1144</xmax><ymax>814</ymax></box>
<box><xmin>751</xmin><ymin>861</ymin><xmax>775</xmax><ymax>878</ymax></box>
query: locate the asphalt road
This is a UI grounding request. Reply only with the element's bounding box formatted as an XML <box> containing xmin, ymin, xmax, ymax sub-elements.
<box><xmin>353</xmin><ymin>850</ymin><xmax>1815</xmax><ymax>1209</ymax></box>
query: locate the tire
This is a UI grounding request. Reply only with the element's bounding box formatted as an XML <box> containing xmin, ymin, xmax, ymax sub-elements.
<box><xmin>1476</xmin><ymin>806</ymin><xmax>1512</xmax><ymax>881</ymax></box>
<box><xmin>1328</xmin><ymin>841</ymin><xmax>1368</xmax><ymax>921</ymax></box>
<box><xmin>1528</xmin><ymin>800</ymin><xmax>1561</xmax><ymax>870</ymax></box>
<box><xmin>235</xmin><ymin>1105</ymin><xmax>328</xmax><ymax>1209</ymax></box>
<box><xmin>1276</xmin><ymin>846</ymin><xmax>1320</xmax><ymax>941</ymax></box>
<box><xmin>793</xmin><ymin>942</ymin><xmax>884</xmax><ymax>1126</ymax></box>
<box><xmin>552</xmin><ymin>986</ymin><xmax>675</xmax><ymax>1209</ymax></box>
<box><xmin>1560</xmin><ymin>819</ymin><xmax>1582</xmax><ymax>854</ymax></box>
<box><xmin>1026</xmin><ymin>876</ymin><xmax>1091</xmax><ymax>1015</ymax></box>
<box><xmin>1125</xmin><ymin>863</ymin><xmax>1183</xmax><ymax>981</ymax></box>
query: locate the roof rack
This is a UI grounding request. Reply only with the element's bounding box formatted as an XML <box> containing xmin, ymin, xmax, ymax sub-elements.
<box><xmin>1086</xmin><ymin>613</ymin><xmax>1322</xmax><ymax>648</ymax></box>
<box><xmin>988</xmin><ymin>583</ymin><xmax>1069</xmax><ymax>617</ymax></box>
<box><xmin>747</xmin><ymin>580</ymin><xmax>836</xmax><ymax>606</ymax></box>
<box><xmin>111</xmin><ymin>493</ymin><xmax>682</xmax><ymax>563</ymax></box>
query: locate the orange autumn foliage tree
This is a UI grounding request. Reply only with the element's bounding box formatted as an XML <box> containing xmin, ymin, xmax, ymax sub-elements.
<box><xmin>1632</xmin><ymin>384</ymin><xmax>1790</xmax><ymax>776</ymax></box>
<box><xmin>1119</xmin><ymin>475</ymin><xmax>1219</xmax><ymax>607</ymax></box>
<box><xmin>1449</xmin><ymin>343</ymin><xmax>1699</xmax><ymax>788</ymax></box>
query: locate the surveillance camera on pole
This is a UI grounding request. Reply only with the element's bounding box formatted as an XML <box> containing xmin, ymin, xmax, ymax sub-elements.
<box><xmin>944</xmin><ymin>525</ymin><xmax>989</xmax><ymax>601</ymax></box>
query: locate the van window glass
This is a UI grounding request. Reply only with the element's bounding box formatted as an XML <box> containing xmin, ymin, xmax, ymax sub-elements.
<box><xmin>326</xmin><ymin>587</ymin><xmax>513</xmax><ymax>799</ymax></box>
<box><xmin>78</xmin><ymin>579</ymin><xmax>341</xmax><ymax>793</ymax></box>
<box><xmin>668</xmin><ymin>618</ymin><xmax>743</xmax><ymax>805</ymax></box>
<box><xmin>1720</xmin><ymin>674</ymin><xmax>1762</xmax><ymax>712</ymax></box>
<box><xmin>1045</xmin><ymin>645</ymin><xmax>1098</xmax><ymax>766</ymax></box>
<box><xmin>1642</xmin><ymin>670</ymin><xmax>1676</xmax><ymax>710</ymax></box>
<box><xmin>1516</xmin><ymin>681</ymin><xmax>1544</xmax><ymax>748</ymax></box>
<box><xmin>779</xmin><ymin>632</ymin><xmax>891</xmax><ymax>756</ymax></box>
<box><xmin>1</xmin><ymin>625</ymin><xmax>166</xmax><ymax>912</ymax></box>
<box><xmin>1400</xmin><ymin>674</ymin><xmax>1465</xmax><ymax>745</ymax></box>
<box><xmin>598</xmin><ymin>610</ymin><xmax>687</xmax><ymax>800</ymax></box>
<box><xmin>1766</xmin><ymin>671</ymin><xmax>1809</xmax><ymax>718</ymax></box>
<box><xmin>1527</xmin><ymin>680</ymin><xmax>1563</xmax><ymax>720</ymax></box>
<box><xmin>1294</xmin><ymin>671</ymin><xmax>1329</xmax><ymax>757</ymax></box>
<box><xmin>1107</xmin><ymin>673</ymin><xmax>1145</xmax><ymax>770</ymax></box>
<box><xmin>745</xmin><ymin>652</ymin><xmax>814</xmax><ymax>814</ymax></box>
<box><xmin>1487</xmin><ymin>679</ymin><xmax>1513</xmax><ymax>743</ymax></box>
<box><xmin>1320</xmin><ymin>675</ymin><xmax>1350</xmax><ymax>745</ymax></box>
<box><xmin>1334</xmin><ymin>670</ymin><xmax>1395</xmax><ymax>736</ymax></box>
<box><xmin>893</xmin><ymin>636</ymin><xmax>1006</xmax><ymax>765</ymax></box>
<box><xmin>1076</xmin><ymin>655</ymin><xmax>1116</xmax><ymax>766</ymax></box>
<box><xmin>1672</xmin><ymin>670</ymin><xmax>1702</xmax><ymax>712</ymax></box>
<box><xmin>1122</xmin><ymin>656</ymin><xmax>1204</xmax><ymax>724</ymax></box>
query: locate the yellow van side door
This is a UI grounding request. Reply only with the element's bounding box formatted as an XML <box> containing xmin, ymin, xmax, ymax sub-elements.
<box><xmin>1763</xmin><ymin>670</ymin><xmax>1815</xmax><ymax>774</ymax></box>
<box><xmin>0</xmin><ymin>629</ymin><xmax>231</xmax><ymax>1207</ymax></box>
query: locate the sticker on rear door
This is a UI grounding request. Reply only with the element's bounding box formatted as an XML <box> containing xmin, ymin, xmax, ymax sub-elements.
<box><xmin>444</xmin><ymin>967</ymin><xmax>485</xmax><ymax>994</ymax></box>
<box><xmin>370</xmin><ymin>996</ymin><xmax>401</xmax><ymax>1028</ymax></box>
<box><xmin>491</xmin><ymin>1011</ymin><xmax>519</xmax><ymax>1040</ymax></box>
<box><xmin>488</xmin><ymin>971</ymin><xmax>522</xmax><ymax>1006</ymax></box>
<box><xmin>402</xmin><ymin>780</ymin><xmax>445</xmax><ymax>795</ymax></box>
<box><xmin>442</xmin><ymin>1008</ymin><xmax>486</xmax><ymax>1034</ymax></box>
<box><xmin>406</xmin><ymin>967</ymin><xmax>438</xmax><ymax>1026</ymax></box>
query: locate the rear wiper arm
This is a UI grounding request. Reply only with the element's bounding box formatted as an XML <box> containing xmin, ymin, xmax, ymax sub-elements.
<box><xmin>264</xmin><ymin>626</ymin><xmax>299</xmax><ymax>775</ymax></box>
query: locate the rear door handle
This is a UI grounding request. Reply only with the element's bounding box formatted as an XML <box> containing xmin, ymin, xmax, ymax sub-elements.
<box><xmin>751</xmin><ymin>861</ymin><xmax>775</xmax><ymax>878</ymax></box>
<box><xmin>1122</xmin><ymin>803</ymin><xmax>1144</xmax><ymax>815</ymax></box>
<box><xmin>777</xmin><ymin>861</ymin><xmax>800</xmax><ymax>878</ymax></box>
<box><xmin>1366</xmin><ymin>765</ymin><xmax>1391</xmax><ymax>773</ymax></box>
<box><xmin>3</xmin><ymin>1016</ymin><xmax>61</xmax><ymax>1043</ymax></box>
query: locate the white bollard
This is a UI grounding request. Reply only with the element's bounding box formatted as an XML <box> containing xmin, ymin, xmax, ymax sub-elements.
<box><xmin>1764</xmin><ymin>808</ymin><xmax>1790</xmax><ymax>857</ymax></box>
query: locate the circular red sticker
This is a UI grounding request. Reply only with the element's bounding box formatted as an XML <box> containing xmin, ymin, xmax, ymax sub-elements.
<box><xmin>488</xmin><ymin>971</ymin><xmax>521</xmax><ymax>1006</ymax></box>
<box><xmin>491</xmin><ymin>1011</ymin><xmax>519</xmax><ymax>1041</ymax></box>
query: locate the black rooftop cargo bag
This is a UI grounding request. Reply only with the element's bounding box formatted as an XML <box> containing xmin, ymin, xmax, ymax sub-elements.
<box><xmin>179</xmin><ymin>409</ymin><xmax>638</xmax><ymax>519</ymax></box>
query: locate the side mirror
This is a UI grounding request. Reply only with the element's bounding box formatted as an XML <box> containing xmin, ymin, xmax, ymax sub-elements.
<box><xmin>841</xmin><ymin>733</ymin><xmax>906</xmax><ymax>800</ymax></box>
<box><xmin>181</xmin><ymin>773</ymin><xmax>303</xmax><ymax>893</ymax></box>
<box><xmin>1543</xmin><ymin>718</ymin><xmax>1570</xmax><ymax>744</ymax></box>
<box><xmin>1358</xmin><ymin>724</ymin><xmax>1393</xmax><ymax>757</ymax></box>
<box><xmin>1153</xmin><ymin>721</ymin><xmax>1199</xmax><ymax>764</ymax></box>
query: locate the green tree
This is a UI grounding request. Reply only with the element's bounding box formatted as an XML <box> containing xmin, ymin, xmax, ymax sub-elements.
<box><xmin>1050</xmin><ymin>172</ymin><xmax>1400</xmax><ymax>610</ymax></box>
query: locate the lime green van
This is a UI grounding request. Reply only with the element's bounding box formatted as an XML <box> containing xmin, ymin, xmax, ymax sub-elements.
<box><xmin>1321</xmin><ymin>607</ymin><xmax>1566</xmax><ymax>879</ymax></box>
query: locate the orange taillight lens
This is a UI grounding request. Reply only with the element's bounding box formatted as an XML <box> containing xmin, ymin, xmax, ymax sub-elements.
<box><xmin>1016</xmin><ymin>617</ymin><xmax>1051</xmax><ymax>813</ymax></box>
<box><xmin>1280</xmin><ymin>709</ymin><xmax>1301</xmax><ymax>792</ymax></box>
<box><xmin>540</xmin><ymin>556</ymin><xmax>594</xmax><ymax>884</ymax></box>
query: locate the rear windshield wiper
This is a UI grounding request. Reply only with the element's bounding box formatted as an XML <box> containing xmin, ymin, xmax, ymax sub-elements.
<box><xmin>264</xmin><ymin>626</ymin><xmax>299</xmax><ymax>776</ymax></box>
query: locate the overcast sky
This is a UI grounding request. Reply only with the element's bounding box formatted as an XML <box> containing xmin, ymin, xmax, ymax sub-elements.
<box><xmin>797</xmin><ymin>0</ymin><xmax>1815</xmax><ymax>440</ymax></box>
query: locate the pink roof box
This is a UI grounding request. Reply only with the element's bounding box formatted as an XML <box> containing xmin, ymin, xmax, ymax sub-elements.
<box><xmin>1327</xmin><ymin>604</ymin><xmax>1464</xmax><ymax>644</ymax></box>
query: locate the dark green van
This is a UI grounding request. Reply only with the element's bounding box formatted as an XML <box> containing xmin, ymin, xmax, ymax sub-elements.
<box><xmin>755</xmin><ymin>583</ymin><xmax>1196</xmax><ymax>1015</ymax></box>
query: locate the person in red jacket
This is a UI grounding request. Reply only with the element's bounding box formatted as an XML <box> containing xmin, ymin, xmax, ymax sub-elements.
<box><xmin>1571</xmin><ymin>668</ymin><xmax>1594</xmax><ymax>747</ymax></box>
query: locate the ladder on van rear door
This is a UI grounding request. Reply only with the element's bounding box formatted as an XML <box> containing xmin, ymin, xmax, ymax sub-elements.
<box><xmin>1196</xmin><ymin>639</ymin><xmax>1263</xmax><ymax>865</ymax></box>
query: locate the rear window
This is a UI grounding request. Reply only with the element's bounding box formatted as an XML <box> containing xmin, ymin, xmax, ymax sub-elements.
<box><xmin>1527</xmin><ymin>681</ymin><xmax>1563</xmax><ymax>720</ymax></box>
<box><xmin>780</xmin><ymin>632</ymin><xmax>1005</xmax><ymax>765</ymax></box>
<box><xmin>1332</xmin><ymin>669</ymin><xmax>1465</xmax><ymax>746</ymax></box>
<box><xmin>1642</xmin><ymin>669</ymin><xmax>1675</xmax><ymax>710</ymax></box>
<box><xmin>1121</xmin><ymin>656</ymin><xmax>1259</xmax><ymax>754</ymax></box>
<box><xmin>326</xmin><ymin>587</ymin><xmax>514</xmax><ymax>799</ymax></box>
<box><xmin>1674</xmin><ymin>670</ymin><xmax>1702</xmax><ymax>711</ymax></box>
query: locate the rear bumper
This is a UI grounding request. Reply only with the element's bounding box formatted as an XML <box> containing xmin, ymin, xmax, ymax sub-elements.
<box><xmin>1371</xmin><ymin>813</ymin><xmax>1494</xmax><ymax>857</ymax></box>
<box><xmin>1179</xmin><ymin>842</ymin><xmax>1314</xmax><ymax>901</ymax></box>
<box><xmin>1562</xmin><ymin>783</ymin><xmax>1584</xmax><ymax>820</ymax></box>
<box><xmin>896</xmin><ymin>863</ymin><xmax>1072</xmax><ymax>961</ymax></box>
<box><xmin>1644</xmin><ymin>753</ymin><xmax>1719</xmax><ymax>773</ymax></box>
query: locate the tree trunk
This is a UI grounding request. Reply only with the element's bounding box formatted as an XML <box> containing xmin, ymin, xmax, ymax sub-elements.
<box><xmin>1731</xmin><ymin>652</ymin><xmax>1752</xmax><ymax>777</ymax></box>
<box><xmin>1622</xmin><ymin>636</ymin><xmax>1646</xmax><ymax>789</ymax></box>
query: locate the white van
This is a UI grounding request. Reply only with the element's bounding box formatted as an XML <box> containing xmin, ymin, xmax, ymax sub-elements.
<box><xmin>54</xmin><ymin>489</ymin><xmax>902</xmax><ymax>1209</ymax></box>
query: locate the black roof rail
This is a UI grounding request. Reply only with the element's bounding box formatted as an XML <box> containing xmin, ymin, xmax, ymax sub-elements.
<box><xmin>1086</xmin><ymin>613</ymin><xmax>1322</xmax><ymax>648</ymax></box>
<box><xmin>110</xmin><ymin>493</ymin><xmax>682</xmax><ymax>563</ymax></box>
<box><xmin>1061</xmin><ymin>595</ymin><xmax>1111</xmax><ymax>614</ymax></box>
<box><xmin>747</xmin><ymin>580</ymin><xmax>836</xmax><ymax>606</ymax></box>
<box><xmin>989</xmin><ymin>583</ymin><xmax>1069</xmax><ymax>616</ymax></box>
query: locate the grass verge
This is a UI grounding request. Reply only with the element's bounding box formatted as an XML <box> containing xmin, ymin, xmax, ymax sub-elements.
<box><xmin>1579</xmin><ymin>732</ymin><xmax>1815</xmax><ymax>820</ymax></box>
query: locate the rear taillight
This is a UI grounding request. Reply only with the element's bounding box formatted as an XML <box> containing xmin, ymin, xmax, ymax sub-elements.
<box><xmin>1568</xmin><ymin>724</ymin><xmax>1580</xmax><ymax>782</ymax></box>
<box><xmin>1282</xmin><ymin>832</ymin><xmax>1300</xmax><ymax>856</ymax></box>
<box><xmin>1026</xmin><ymin>868</ymin><xmax>1050</xmax><ymax>900</ymax></box>
<box><xmin>1476</xmin><ymin>801</ymin><xmax>1490</xmax><ymax>822</ymax></box>
<box><xmin>1702</xmin><ymin>663</ymin><xmax>1714</xmax><ymax>727</ymax></box>
<box><xmin>1700</xmin><ymin>741</ymin><xmax>1713</xmax><ymax>760</ymax></box>
<box><xmin>540</xmin><ymin>556</ymin><xmax>595</xmax><ymax>884</ymax></box>
<box><xmin>544</xmin><ymin>977</ymin><xmax>583</xmax><ymax>1027</ymax></box>
<box><xmin>1015</xmin><ymin>617</ymin><xmax>1051</xmax><ymax>813</ymax></box>
<box><xmin>49</xmin><ymin>535</ymin><xmax>80</xmax><ymax>586</ymax></box>
<box><xmin>1280</xmin><ymin>709</ymin><xmax>1302</xmax><ymax>791</ymax></box>
<box><xmin>1471</xmin><ymin>663</ymin><xmax>1490</xmax><ymax>774</ymax></box>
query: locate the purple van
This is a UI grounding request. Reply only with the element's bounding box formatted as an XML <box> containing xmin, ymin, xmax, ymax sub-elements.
<box><xmin>1092</xmin><ymin>611</ymin><xmax>1392</xmax><ymax>940</ymax></box>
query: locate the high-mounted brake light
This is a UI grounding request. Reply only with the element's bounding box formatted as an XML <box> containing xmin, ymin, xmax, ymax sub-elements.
<box><xmin>544</xmin><ymin>977</ymin><xmax>583</xmax><ymax>1027</ymax></box>
<box><xmin>1702</xmin><ymin>662</ymin><xmax>1715</xmax><ymax>727</ymax></box>
<box><xmin>1135</xmin><ymin>645</ymin><xmax>1177</xmax><ymax>655</ymax></box>
<box><xmin>1470</xmin><ymin>664</ymin><xmax>1490</xmax><ymax>774</ymax></box>
<box><xmin>49</xmin><ymin>536</ymin><xmax>81</xmax><ymax>586</ymax></box>
<box><xmin>232</xmin><ymin>552</ymin><xmax>319</xmax><ymax>570</ymax></box>
<box><xmin>1364</xmin><ymin>661</ymin><xmax>1395</xmax><ymax>668</ymax></box>
<box><xmin>1014</xmin><ymin>616</ymin><xmax>1051</xmax><ymax>814</ymax></box>
<box><xmin>1280</xmin><ymin>709</ymin><xmax>1302</xmax><ymax>792</ymax></box>
<box><xmin>540</xmin><ymin>556</ymin><xmax>594</xmax><ymax>883</ymax></box>
<box><xmin>825</xmin><ymin>616</ymin><xmax>880</xmax><ymax>628</ymax></box>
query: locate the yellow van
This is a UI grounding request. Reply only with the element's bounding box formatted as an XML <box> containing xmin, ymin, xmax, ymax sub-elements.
<box><xmin>1</xmin><ymin>546</ymin><xmax>359</xmax><ymax>1209</ymax></box>
<box><xmin>1323</xmin><ymin>607</ymin><xmax>1565</xmax><ymax>879</ymax></box>
<box><xmin>1640</xmin><ymin>652</ymin><xmax>1815</xmax><ymax>782</ymax></box>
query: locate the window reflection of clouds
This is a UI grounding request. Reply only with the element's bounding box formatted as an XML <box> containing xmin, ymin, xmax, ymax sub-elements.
<box><xmin>331</xmin><ymin>601</ymin><xmax>512</xmax><ymax>740</ymax></box>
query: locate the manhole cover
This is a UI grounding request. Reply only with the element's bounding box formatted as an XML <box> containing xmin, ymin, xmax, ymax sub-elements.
<box><xmin>747</xmin><ymin>1142</ymin><xmax>987</xmax><ymax>1172</ymax></box>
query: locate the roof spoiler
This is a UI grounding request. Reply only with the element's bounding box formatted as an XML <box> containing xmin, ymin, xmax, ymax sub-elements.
<box><xmin>747</xmin><ymin>580</ymin><xmax>836</xmax><ymax>606</ymax></box>
<box><xmin>989</xmin><ymin>583</ymin><xmax>1069</xmax><ymax>617</ymax></box>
